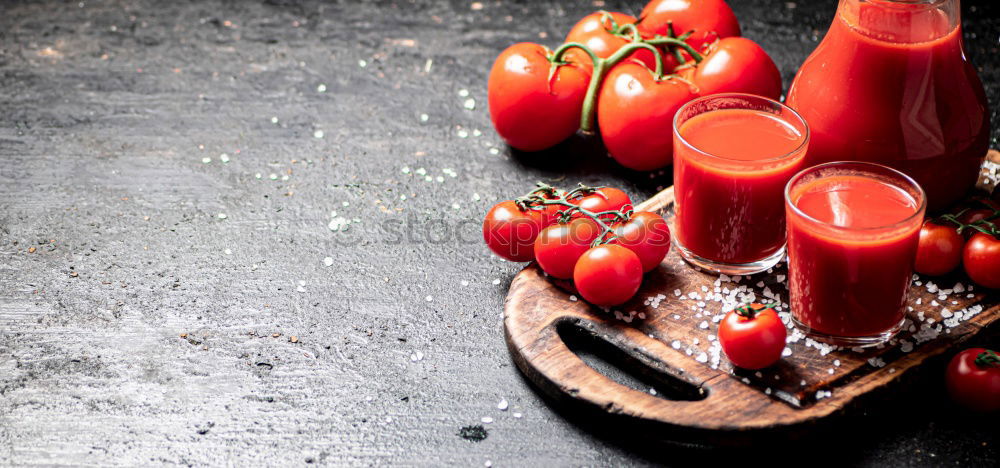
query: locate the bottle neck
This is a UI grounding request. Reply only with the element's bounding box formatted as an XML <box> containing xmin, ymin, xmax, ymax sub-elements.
<box><xmin>838</xmin><ymin>0</ymin><xmax>960</xmax><ymax>43</ymax></box>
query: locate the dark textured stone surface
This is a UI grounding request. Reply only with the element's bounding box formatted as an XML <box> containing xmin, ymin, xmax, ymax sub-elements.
<box><xmin>0</xmin><ymin>0</ymin><xmax>997</xmax><ymax>465</ymax></box>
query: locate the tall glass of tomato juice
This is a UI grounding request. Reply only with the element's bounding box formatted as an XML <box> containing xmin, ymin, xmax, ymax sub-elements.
<box><xmin>786</xmin><ymin>0</ymin><xmax>989</xmax><ymax>211</ymax></box>
<box><xmin>785</xmin><ymin>162</ymin><xmax>926</xmax><ymax>347</ymax></box>
<box><xmin>672</xmin><ymin>94</ymin><xmax>809</xmax><ymax>275</ymax></box>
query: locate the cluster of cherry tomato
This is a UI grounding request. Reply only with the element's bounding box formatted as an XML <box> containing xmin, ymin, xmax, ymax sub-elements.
<box><xmin>482</xmin><ymin>184</ymin><xmax>670</xmax><ymax>306</ymax></box>
<box><xmin>914</xmin><ymin>199</ymin><xmax>1000</xmax><ymax>289</ymax></box>
<box><xmin>487</xmin><ymin>0</ymin><xmax>781</xmax><ymax>171</ymax></box>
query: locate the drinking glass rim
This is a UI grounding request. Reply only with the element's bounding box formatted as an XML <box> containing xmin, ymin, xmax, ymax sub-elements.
<box><xmin>672</xmin><ymin>93</ymin><xmax>810</xmax><ymax>165</ymax></box>
<box><xmin>784</xmin><ymin>161</ymin><xmax>928</xmax><ymax>232</ymax></box>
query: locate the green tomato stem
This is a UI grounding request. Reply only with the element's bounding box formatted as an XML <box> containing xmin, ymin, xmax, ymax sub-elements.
<box><xmin>578</xmin><ymin>42</ymin><xmax>664</xmax><ymax>133</ymax></box>
<box><xmin>645</xmin><ymin>36</ymin><xmax>703</xmax><ymax>63</ymax></box>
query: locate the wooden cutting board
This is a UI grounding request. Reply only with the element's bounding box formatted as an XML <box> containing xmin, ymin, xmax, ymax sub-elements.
<box><xmin>504</xmin><ymin>165</ymin><xmax>1000</xmax><ymax>442</ymax></box>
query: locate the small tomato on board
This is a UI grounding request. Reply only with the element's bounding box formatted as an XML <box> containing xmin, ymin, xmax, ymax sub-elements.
<box><xmin>487</xmin><ymin>43</ymin><xmax>591</xmax><ymax>152</ymax></box>
<box><xmin>613</xmin><ymin>211</ymin><xmax>671</xmax><ymax>272</ymax></box>
<box><xmin>564</xmin><ymin>11</ymin><xmax>662</xmax><ymax>71</ymax></box>
<box><xmin>534</xmin><ymin>218</ymin><xmax>602</xmax><ymax>279</ymax></box>
<box><xmin>596</xmin><ymin>61</ymin><xmax>696</xmax><ymax>170</ymax></box>
<box><xmin>638</xmin><ymin>0</ymin><xmax>741</xmax><ymax>52</ymax></box>
<box><xmin>914</xmin><ymin>220</ymin><xmax>965</xmax><ymax>276</ymax></box>
<box><xmin>573</xmin><ymin>244</ymin><xmax>644</xmax><ymax>306</ymax></box>
<box><xmin>572</xmin><ymin>187</ymin><xmax>633</xmax><ymax>217</ymax></box>
<box><xmin>718</xmin><ymin>303</ymin><xmax>787</xmax><ymax>370</ymax></box>
<box><xmin>688</xmin><ymin>37</ymin><xmax>782</xmax><ymax>100</ymax></box>
<box><xmin>963</xmin><ymin>232</ymin><xmax>1000</xmax><ymax>289</ymax></box>
<box><xmin>482</xmin><ymin>200</ymin><xmax>548</xmax><ymax>262</ymax></box>
<box><xmin>945</xmin><ymin>348</ymin><xmax>1000</xmax><ymax>412</ymax></box>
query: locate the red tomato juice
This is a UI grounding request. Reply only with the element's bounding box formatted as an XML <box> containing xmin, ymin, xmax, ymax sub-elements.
<box><xmin>674</xmin><ymin>107</ymin><xmax>806</xmax><ymax>265</ymax></box>
<box><xmin>786</xmin><ymin>1</ymin><xmax>989</xmax><ymax>211</ymax></box>
<box><xmin>787</xmin><ymin>173</ymin><xmax>923</xmax><ymax>339</ymax></box>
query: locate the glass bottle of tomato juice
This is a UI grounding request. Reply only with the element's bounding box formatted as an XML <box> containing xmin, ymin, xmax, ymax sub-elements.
<box><xmin>786</xmin><ymin>0</ymin><xmax>989</xmax><ymax>211</ymax></box>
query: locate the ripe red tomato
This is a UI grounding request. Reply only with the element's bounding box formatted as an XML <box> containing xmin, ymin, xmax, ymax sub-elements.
<box><xmin>596</xmin><ymin>61</ymin><xmax>696</xmax><ymax>170</ymax></box>
<box><xmin>945</xmin><ymin>348</ymin><xmax>1000</xmax><ymax>412</ymax></box>
<box><xmin>488</xmin><ymin>43</ymin><xmax>591</xmax><ymax>152</ymax></box>
<box><xmin>534</xmin><ymin>218</ymin><xmax>603</xmax><ymax>279</ymax></box>
<box><xmin>564</xmin><ymin>11</ymin><xmax>662</xmax><ymax>71</ymax></box>
<box><xmin>718</xmin><ymin>303</ymin><xmax>787</xmax><ymax>370</ymax></box>
<box><xmin>688</xmin><ymin>37</ymin><xmax>782</xmax><ymax>100</ymax></box>
<box><xmin>482</xmin><ymin>201</ymin><xmax>547</xmax><ymax>262</ymax></box>
<box><xmin>573</xmin><ymin>187</ymin><xmax>633</xmax><ymax>216</ymax></box>
<box><xmin>963</xmin><ymin>232</ymin><xmax>1000</xmax><ymax>289</ymax></box>
<box><xmin>914</xmin><ymin>220</ymin><xmax>964</xmax><ymax>276</ymax></box>
<box><xmin>573</xmin><ymin>244</ymin><xmax>644</xmax><ymax>306</ymax></box>
<box><xmin>638</xmin><ymin>0</ymin><xmax>741</xmax><ymax>52</ymax></box>
<box><xmin>958</xmin><ymin>207</ymin><xmax>998</xmax><ymax>227</ymax></box>
<box><xmin>612</xmin><ymin>211</ymin><xmax>671</xmax><ymax>272</ymax></box>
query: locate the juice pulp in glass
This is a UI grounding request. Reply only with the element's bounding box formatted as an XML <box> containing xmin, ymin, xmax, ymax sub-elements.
<box><xmin>786</xmin><ymin>0</ymin><xmax>989</xmax><ymax>211</ymax></box>
<box><xmin>674</xmin><ymin>108</ymin><xmax>806</xmax><ymax>265</ymax></box>
<box><xmin>787</xmin><ymin>174</ymin><xmax>922</xmax><ymax>339</ymax></box>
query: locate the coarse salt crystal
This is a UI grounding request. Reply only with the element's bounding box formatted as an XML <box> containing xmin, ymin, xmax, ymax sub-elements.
<box><xmin>497</xmin><ymin>399</ymin><xmax>508</xmax><ymax>411</ymax></box>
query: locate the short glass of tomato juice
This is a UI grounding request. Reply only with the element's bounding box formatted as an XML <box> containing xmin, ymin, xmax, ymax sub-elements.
<box><xmin>785</xmin><ymin>161</ymin><xmax>926</xmax><ymax>347</ymax></box>
<box><xmin>672</xmin><ymin>93</ymin><xmax>809</xmax><ymax>275</ymax></box>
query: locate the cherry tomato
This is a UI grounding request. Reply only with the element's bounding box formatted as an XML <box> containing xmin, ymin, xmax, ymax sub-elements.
<box><xmin>573</xmin><ymin>244</ymin><xmax>643</xmax><ymax>306</ymax></box>
<box><xmin>718</xmin><ymin>303</ymin><xmax>787</xmax><ymax>370</ymax></box>
<box><xmin>564</xmin><ymin>11</ymin><xmax>663</xmax><ymax>71</ymax></box>
<box><xmin>963</xmin><ymin>232</ymin><xmax>1000</xmax><ymax>289</ymax></box>
<box><xmin>488</xmin><ymin>43</ymin><xmax>591</xmax><ymax>152</ymax></box>
<box><xmin>534</xmin><ymin>218</ymin><xmax>603</xmax><ymax>279</ymax></box>
<box><xmin>945</xmin><ymin>348</ymin><xmax>1000</xmax><ymax>412</ymax></box>
<box><xmin>638</xmin><ymin>0</ymin><xmax>741</xmax><ymax>52</ymax></box>
<box><xmin>958</xmin><ymin>207</ymin><xmax>998</xmax><ymax>227</ymax></box>
<box><xmin>688</xmin><ymin>37</ymin><xmax>782</xmax><ymax>100</ymax></box>
<box><xmin>914</xmin><ymin>220</ymin><xmax>964</xmax><ymax>276</ymax></box>
<box><xmin>597</xmin><ymin>61</ymin><xmax>696</xmax><ymax>170</ymax></box>
<box><xmin>482</xmin><ymin>201</ymin><xmax>547</xmax><ymax>262</ymax></box>
<box><xmin>572</xmin><ymin>187</ymin><xmax>634</xmax><ymax>223</ymax></box>
<box><xmin>612</xmin><ymin>211</ymin><xmax>671</xmax><ymax>272</ymax></box>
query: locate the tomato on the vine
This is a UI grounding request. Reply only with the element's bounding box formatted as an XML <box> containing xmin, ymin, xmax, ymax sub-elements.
<box><xmin>534</xmin><ymin>218</ymin><xmax>602</xmax><ymax>279</ymax></box>
<box><xmin>572</xmin><ymin>187</ymin><xmax>633</xmax><ymax>217</ymax></box>
<box><xmin>963</xmin><ymin>232</ymin><xmax>1000</xmax><ymax>289</ymax></box>
<box><xmin>597</xmin><ymin>61</ymin><xmax>696</xmax><ymax>170</ymax></box>
<box><xmin>718</xmin><ymin>303</ymin><xmax>787</xmax><ymax>370</ymax></box>
<box><xmin>945</xmin><ymin>348</ymin><xmax>1000</xmax><ymax>412</ymax></box>
<box><xmin>686</xmin><ymin>37</ymin><xmax>782</xmax><ymax>100</ymax></box>
<box><xmin>612</xmin><ymin>211</ymin><xmax>671</xmax><ymax>272</ymax></box>
<box><xmin>564</xmin><ymin>11</ymin><xmax>663</xmax><ymax>72</ymax></box>
<box><xmin>573</xmin><ymin>244</ymin><xmax>643</xmax><ymax>306</ymax></box>
<box><xmin>482</xmin><ymin>200</ymin><xmax>548</xmax><ymax>262</ymax></box>
<box><xmin>914</xmin><ymin>220</ymin><xmax>964</xmax><ymax>276</ymax></box>
<box><xmin>488</xmin><ymin>43</ymin><xmax>591</xmax><ymax>152</ymax></box>
<box><xmin>957</xmin><ymin>207</ymin><xmax>998</xmax><ymax>227</ymax></box>
<box><xmin>638</xmin><ymin>0</ymin><xmax>741</xmax><ymax>52</ymax></box>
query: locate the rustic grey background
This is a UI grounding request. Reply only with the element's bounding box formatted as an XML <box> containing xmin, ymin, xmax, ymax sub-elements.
<box><xmin>1</xmin><ymin>0</ymin><xmax>998</xmax><ymax>466</ymax></box>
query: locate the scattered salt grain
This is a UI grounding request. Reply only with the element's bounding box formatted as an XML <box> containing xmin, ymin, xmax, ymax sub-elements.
<box><xmin>569</xmin><ymin>295</ymin><xmax>578</xmax><ymax>302</ymax></box>
<box><xmin>323</xmin><ymin>257</ymin><xmax>334</xmax><ymax>266</ymax></box>
<box><xmin>513</xmin><ymin>412</ymin><xmax>522</xmax><ymax>418</ymax></box>
<box><xmin>497</xmin><ymin>399</ymin><xmax>509</xmax><ymax>411</ymax></box>
<box><xmin>313</xmin><ymin>130</ymin><xmax>324</xmax><ymax>139</ymax></box>
<box><xmin>425</xmin><ymin>295</ymin><xmax>433</xmax><ymax>302</ymax></box>
<box><xmin>481</xmin><ymin>417</ymin><xmax>493</xmax><ymax>424</ymax></box>
<box><xmin>463</xmin><ymin>98</ymin><xmax>476</xmax><ymax>110</ymax></box>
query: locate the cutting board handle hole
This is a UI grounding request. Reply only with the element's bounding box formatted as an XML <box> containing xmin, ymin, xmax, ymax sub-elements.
<box><xmin>557</xmin><ymin>320</ymin><xmax>707</xmax><ymax>402</ymax></box>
